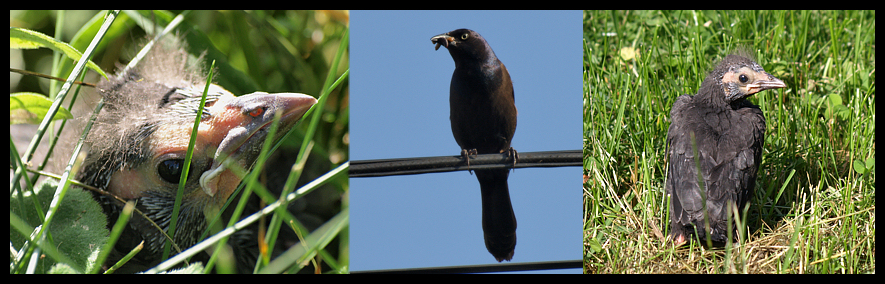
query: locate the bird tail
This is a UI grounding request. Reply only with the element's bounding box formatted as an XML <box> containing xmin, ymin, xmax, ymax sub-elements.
<box><xmin>475</xmin><ymin>168</ymin><xmax>517</xmax><ymax>262</ymax></box>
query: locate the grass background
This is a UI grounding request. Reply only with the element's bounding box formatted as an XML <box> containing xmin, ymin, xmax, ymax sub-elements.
<box><xmin>583</xmin><ymin>10</ymin><xmax>875</xmax><ymax>273</ymax></box>
<box><xmin>10</xmin><ymin>10</ymin><xmax>349</xmax><ymax>273</ymax></box>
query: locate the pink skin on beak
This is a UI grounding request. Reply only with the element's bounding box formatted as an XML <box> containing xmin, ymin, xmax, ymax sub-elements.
<box><xmin>198</xmin><ymin>92</ymin><xmax>317</xmax><ymax>200</ymax></box>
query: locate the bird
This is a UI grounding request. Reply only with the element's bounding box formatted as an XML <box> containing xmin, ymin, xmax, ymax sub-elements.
<box><xmin>67</xmin><ymin>39</ymin><xmax>318</xmax><ymax>272</ymax></box>
<box><xmin>665</xmin><ymin>52</ymin><xmax>785</xmax><ymax>246</ymax></box>
<box><xmin>431</xmin><ymin>29</ymin><xmax>518</xmax><ymax>262</ymax></box>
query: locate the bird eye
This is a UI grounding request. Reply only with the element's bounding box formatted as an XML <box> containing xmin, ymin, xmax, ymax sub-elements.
<box><xmin>461</xmin><ymin>33</ymin><xmax>469</xmax><ymax>40</ymax></box>
<box><xmin>739</xmin><ymin>74</ymin><xmax>749</xmax><ymax>83</ymax></box>
<box><xmin>157</xmin><ymin>159</ymin><xmax>185</xmax><ymax>184</ymax></box>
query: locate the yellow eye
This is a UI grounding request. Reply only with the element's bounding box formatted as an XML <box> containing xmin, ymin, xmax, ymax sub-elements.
<box><xmin>461</xmin><ymin>33</ymin><xmax>469</xmax><ymax>40</ymax></box>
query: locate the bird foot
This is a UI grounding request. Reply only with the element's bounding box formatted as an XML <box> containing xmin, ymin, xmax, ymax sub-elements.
<box><xmin>505</xmin><ymin>147</ymin><xmax>518</xmax><ymax>170</ymax></box>
<box><xmin>461</xmin><ymin>148</ymin><xmax>478</xmax><ymax>175</ymax></box>
<box><xmin>667</xmin><ymin>233</ymin><xmax>688</xmax><ymax>247</ymax></box>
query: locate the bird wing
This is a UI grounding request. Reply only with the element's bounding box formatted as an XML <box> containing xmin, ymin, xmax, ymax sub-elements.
<box><xmin>701</xmin><ymin>103</ymin><xmax>764</xmax><ymax>224</ymax></box>
<box><xmin>666</xmin><ymin>94</ymin><xmax>706</xmax><ymax>225</ymax></box>
<box><xmin>667</xmin><ymin>98</ymin><xmax>764</xmax><ymax>238</ymax></box>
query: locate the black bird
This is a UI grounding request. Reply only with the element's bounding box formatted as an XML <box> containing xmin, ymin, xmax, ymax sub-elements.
<box><xmin>431</xmin><ymin>29</ymin><xmax>518</xmax><ymax>262</ymax></box>
<box><xmin>665</xmin><ymin>52</ymin><xmax>785</xmax><ymax>245</ymax></box>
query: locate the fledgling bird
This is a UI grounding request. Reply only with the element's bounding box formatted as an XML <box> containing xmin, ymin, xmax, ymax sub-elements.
<box><xmin>431</xmin><ymin>29</ymin><xmax>518</xmax><ymax>262</ymax></box>
<box><xmin>665</xmin><ymin>52</ymin><xmax>785</xmax><ymax>245</ymax></box>
<box><xmin>71</xmin><ymin>39</ymin><xmax>317</xmax><ymax>271</ymax></box>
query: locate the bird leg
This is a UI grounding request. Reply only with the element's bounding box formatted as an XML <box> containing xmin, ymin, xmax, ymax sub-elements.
<box><xmin>505</xmin><ymin>147</ymin><xmax>519</xmax><ymax>170</ymax></box>
<box><xmin>460</xmin><ymin>148</ymin><xmax>478</xmax><ymax>174</ymax></box>
<box><xmin>668</xmin><ymin>232</ymin><xmax>687</xmax><ymax>247</ymax></box>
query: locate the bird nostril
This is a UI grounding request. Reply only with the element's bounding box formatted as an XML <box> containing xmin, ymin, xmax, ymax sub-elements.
<box><xmin>248</xmin><ymin>107</ymin><xmax>265</xmax><ymax>118</ymax></box>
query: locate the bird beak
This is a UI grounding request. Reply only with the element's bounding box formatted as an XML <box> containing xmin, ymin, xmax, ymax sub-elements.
<box><xmin>199</xmin><ymin>92</ymin><xmax>317</xmax><ymax>198</ymax></box>
<box><xmin>431</xmin><ymin>33</ymin><xmax>455</xmax><ymax>51</ymax></box>
<box><xmin>746</xmin><ymin>73</ymin><xmax>786</xmax><ymax>95</ymax></box>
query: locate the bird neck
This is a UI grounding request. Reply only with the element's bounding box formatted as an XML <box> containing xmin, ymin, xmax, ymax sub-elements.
<box><xmin>696</xmin><ymin>76</ymin><xmax>730</xmax><ymax>110</ymax></box>
<box><xmin>456</xmin><ymin>59</ymin><xmax>502</xmax><ymax>83</ymax></box>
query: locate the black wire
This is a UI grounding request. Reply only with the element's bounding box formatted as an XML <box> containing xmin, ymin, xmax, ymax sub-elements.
<box><xmin>351</xmin><ymin>259</ymin><xmax>583</xmax><ymax>274</ymax></box>
<box><xmin>349</xmin><ymin>149</ymin><xmax>582</xmax><ymax>178</ymax></box>
<box><xmin>349</xmin><ymin>149</ymin><xmax>582</xmax><ymax>273</ymax></box>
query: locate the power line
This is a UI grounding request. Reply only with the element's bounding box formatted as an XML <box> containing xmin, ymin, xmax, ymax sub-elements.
<box><xmin>349</xmin><ymin>149</ymin><xmax>582</xmax><ymax>273</ymax></box>
<box><xmin>352</xmin><ymin>259</ymin><xmax>582</xmax><ymax>274</ymax></box>
<box><xmin>349</xmin><ymin>150</ymin><xmax>581</xmax><ymax>178</ymax></box>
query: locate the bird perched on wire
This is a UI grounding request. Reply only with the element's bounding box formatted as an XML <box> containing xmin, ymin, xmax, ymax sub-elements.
<box><xmin>431</xmin><ymin>29</ymin><xmax>518</xmax><ymax>262</ymax></box>
<box><xmin>665</xmin><ymin>52</ymin><xmax>785</xmax><ymax>246</ymax></box>
<box><xmin>68</xmin><ymin>38</ymin><xmax>317</xmax><ymax>272</ymax></box>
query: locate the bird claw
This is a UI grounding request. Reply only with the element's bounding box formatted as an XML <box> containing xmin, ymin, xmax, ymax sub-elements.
<box><xmin>505</xmin><ymin>147</ymin><xmax>518</xmax><ymax>170</ymax></box>
<box><xmin>460</xmin><ymin>148</ymin><xmax>518</xmax><ymax>174</ymax></box>
<box><xmin>461</xmin><ymin>148</ymin><xmax>478</xmax><ymax>175</ymax></box>
<box><xmin>667</xmin><ymin>233</ymin><xmax>687</xmax><ymax>247</ymax></box>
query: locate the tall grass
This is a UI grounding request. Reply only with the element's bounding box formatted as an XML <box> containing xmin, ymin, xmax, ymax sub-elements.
<box><xmin>583</xmin><ymin>10</ymin><xmax>874</xmax><ymax>273</ymax></box>
<box><xmin>10</xmin><ymin>10</ymin><xmax>349</xmax><ymax>274</ymax></box>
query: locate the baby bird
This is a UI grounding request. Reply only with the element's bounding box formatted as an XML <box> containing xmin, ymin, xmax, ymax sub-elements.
<box><xmin>665</xmin><ymin>52</ymin><xmax>785</xmax><ymax>245</ymax></box>
<box><xmin>73</xmin><ymin>39</ymin><xmax>316</xmax><ymax>271</ymax></box>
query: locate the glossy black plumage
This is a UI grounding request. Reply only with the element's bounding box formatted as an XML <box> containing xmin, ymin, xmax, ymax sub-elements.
<box><xmin>665</xmin><ymin>53</ymin><xmax>785</xmax><ymax>245</ymax></box>
<box><xmin>431</xmin><ymin>29</ymin><xmax>518</xmax><ymax>261</ymax></box>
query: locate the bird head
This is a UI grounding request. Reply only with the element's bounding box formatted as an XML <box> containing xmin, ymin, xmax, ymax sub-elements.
<box><xmin>431</xmin><ymin>29</ymin><xmax>496</xmax><ymax>66</ymax></box>
<box><xmin>103</xmin><ymin>85</ymin><xmax>317</xmax><ymax>208</ymax></box>
<box><xmin>705</xmin><ymin>54</ymin><xmax>786</xmax><ymax>105</ymax></box>
<box><xmin>77</xmin><ymin>39</ymin><xmax>317</xmax><ymax>260</ymax></box>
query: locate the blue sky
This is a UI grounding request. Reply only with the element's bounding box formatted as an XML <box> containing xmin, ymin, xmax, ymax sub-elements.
<box><xmin>349</xmin><ymin>11</ymin><xmax>582</xmax><ymax>273</ymax></box>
